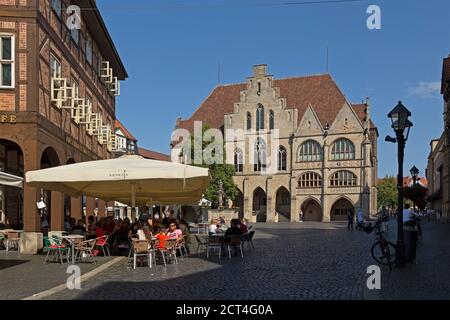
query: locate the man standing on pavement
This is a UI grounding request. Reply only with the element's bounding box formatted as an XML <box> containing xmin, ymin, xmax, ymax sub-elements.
<box><xmin>347</xmin><ymin>208</ymin><xmax>355</xmax><ymax>230</ymax></box>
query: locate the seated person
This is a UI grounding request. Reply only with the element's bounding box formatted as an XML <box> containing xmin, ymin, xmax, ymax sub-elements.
<box><xmin>224</xmin><ymin>219</ymin><xmax>244</xmax><ymax>239</ymax></box>
<box><xmin>154</xmin><ymin>227</ymin><xmax>168</xmax><ymax>249</ymax></box>
<box><xmin>167</xmin><ymin>222</ymin><xmax>183</xmax><ymax>241</ymax></box>
<box><xmin>208</xmin><ymin>219</ymin><xmax>218</xmax><ymax>235</ymax></box>
<box><xmin>238</xmin><ymin>219</ymin><xmax>248</xmax><ymax>234</ymax></box>
<box><xmin>95</xmin><ymin>221</ymin><xmax>105</xmax><ymax>238</ymax></box>
<box><xmin>71</xmin><ymin>219</ymin><xmax>86</xmax><ymax>235</ymax></box>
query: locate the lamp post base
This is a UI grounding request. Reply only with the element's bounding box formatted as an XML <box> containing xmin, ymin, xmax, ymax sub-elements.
<box><xmin>395</xmin><ymin>240</ymin><xmax>406</xmax><ymax>268</ymax></box>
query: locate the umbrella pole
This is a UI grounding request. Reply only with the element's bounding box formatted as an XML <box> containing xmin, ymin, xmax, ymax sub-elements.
<box><xmin>131</xmin><ymin>183</ymin><xmax>136</xmax><ymax>215</ymax></box>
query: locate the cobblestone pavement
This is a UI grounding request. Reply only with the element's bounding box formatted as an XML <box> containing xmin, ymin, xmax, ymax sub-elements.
<box><xmin>3</xmin><ymin>221</ymin><xmax>448</xmax><ymax>300</ymax></box>
<box><xmin>0</xmin><ymin>250</ymin><xmax>113</xmax><ymax>300</ymax></box>
<box><xmin>375</xmin><ymin>220</ymin><xmax>450</xmax><ymax>300</ymax></box>
<box><xmin>45</xmin><ymin>222</ymin><xmax>377</xmax><ymax>300</ymax></box>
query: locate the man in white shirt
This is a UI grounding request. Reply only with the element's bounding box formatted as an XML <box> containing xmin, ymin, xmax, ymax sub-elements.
<box><xmin>403</xmin><ymin>204</ymin><xmax>414</xmax><ymax>223</ymax></box>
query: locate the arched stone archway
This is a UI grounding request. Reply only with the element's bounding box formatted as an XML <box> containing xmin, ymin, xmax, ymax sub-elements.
<box><xmin>301</xmin><ymin>198</ymin><xmax>322</xmax><ymax>221</ymax></box>
<box><xmin>331</xmin><ymin>197</ymin><xmax>354</xmax><ymax>221</ymax></box>
<box><xmin>0</xmin><ymin>139</ymin><xmax>24</xmax><ymax>229</ymax></box>
<box><xmin>252</xmin><ymin>187</ymin><xmax>267</xmax><ymax>222</ymax></box>
<box><xmin>275</xmin><ymin>186</ymin><xmax>290</xmax><ymax>222</ymax></box>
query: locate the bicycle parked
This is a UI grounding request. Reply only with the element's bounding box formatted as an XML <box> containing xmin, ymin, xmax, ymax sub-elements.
<box><xmin>363</xmin><ymin>218</ymin><xmax>396</xmax><ymax>271</ymax></box>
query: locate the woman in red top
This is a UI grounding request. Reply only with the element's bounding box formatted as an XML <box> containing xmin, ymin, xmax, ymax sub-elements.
<box><xmin>154</xmin><ymin>228</ymin><xmax>168</xmax><ymax>249</ymax></box>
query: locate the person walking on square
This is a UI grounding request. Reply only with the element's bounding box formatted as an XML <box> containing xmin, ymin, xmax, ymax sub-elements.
<box><xmin>356</xmin><ymin>207</ymin><xmax>364</xmax><ymax>230</ymax></box>
<box><xmin>299</xmin><ymin>209</ymin><xmax>304</xmax><ymax>223</ymax></box>
<box><xmin>347</xmin><ymin>209</ymin><xmax>354</xmax><ymax>230</ymax></box>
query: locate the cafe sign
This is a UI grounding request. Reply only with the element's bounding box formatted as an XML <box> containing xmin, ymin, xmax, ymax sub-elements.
<box><xmin>0</xmin><ymin>115</ymin><xmax>17</xmax><ymax>123</ymax></box>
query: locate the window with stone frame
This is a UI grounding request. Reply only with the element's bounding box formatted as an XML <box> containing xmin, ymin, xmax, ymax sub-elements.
<box><xmin>330</xmin><ymin>138</ymin><xmax>355</xmax><ymax>161</ymax></box>
<box><xmin>256</xmin><ymin>104</ymin><xmax>264</xmax><ymax>131</ymax></box>
<box><xmin>246</xmin><ymin>112</ymin><xmax>252</xmax><ymax>131</ymax></box>
<box><xmin>298</xmin><ymin>140</ymin><xmax>322</xmax><ymax>162</ymax></box>
<box><xmin>253</xmin><ymin>138</ymin><xmax>267</xmax><ymax>172</ymax></box>
<box><xmin>277</xmin><ymin>146</ymin><xmax>287</xmax><ymax>171</ymax></box>
<box><xmin>298</xmin><ymin>172</ymin><xmax>322</xmax><ymax>188</ymax></box>
<box><xmin>0</xmin><ymin>35</ymin><xmax>14</xmax><ymax>88</ymax></box>
<box><xmin>269</xmin><ymin>110</ymin><xmax>274</xmax><ymax>130</ymax></box>
<box><xmin>330</xmin><ymin>170</ymin><xmax>357</xmax><ymax>187</ymax></box>
<box><xmin>234</xmin><ymin>148</ymin><xmax>243</xmax><ymax>173</ymax></box>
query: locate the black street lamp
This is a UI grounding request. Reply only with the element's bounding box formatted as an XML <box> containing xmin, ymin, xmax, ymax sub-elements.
<box><xmin>410</xmin><ymin>165</ymin><xmax>420</xmax><ymax>212</ymax></box>
<box><xmin>385</xmin><ymin>101</ymin><xmax>413</xmax><ymax>268</ymax></box>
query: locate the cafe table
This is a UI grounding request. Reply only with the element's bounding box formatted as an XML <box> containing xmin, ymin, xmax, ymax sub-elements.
<box><xmin>62</xmin><ymin>234</ymin><xmax>85</xmax><ymax>264</ymax></box>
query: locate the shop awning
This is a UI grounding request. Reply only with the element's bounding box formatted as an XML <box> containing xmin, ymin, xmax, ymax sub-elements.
<box><xmin>0</xmin><ymin>172</ymin><xmax>23</xmax><ymax>189</ymax></box>
<box><xmin>25</xmin><ymin>155</ymin><xmax>210</xmax><ymax>206</ymax></box>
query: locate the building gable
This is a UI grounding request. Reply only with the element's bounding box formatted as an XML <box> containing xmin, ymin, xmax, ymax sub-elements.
<box><xmin>329</xmin><ymin>102</ymin><xmax>364</xmax><ymax>134</ymax></box>
<box><xmin>296</xmin><ymin>105</ymin><xmax>323</xmax><ymax>136</ymax></box>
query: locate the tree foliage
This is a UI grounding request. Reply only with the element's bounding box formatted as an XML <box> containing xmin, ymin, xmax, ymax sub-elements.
<box><xmin>188</xmin><ymin>124</ymin><xmax>238</xmax><ymax>208</ymax></box>
<box><xmin>403</xmin><ymin>184</ymin><xmax>428</xmax><ymax>210</ymax></box>
<box><xmin>377</xmin><ymin>175</ymin><xmax>397</xmax><ymax>209</ymax></box>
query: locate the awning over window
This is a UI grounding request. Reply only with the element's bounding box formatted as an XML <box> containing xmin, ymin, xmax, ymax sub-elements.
<box><xmin>0</xmin><ymin>172</ymin><xmax>23</xmax><ymax>189</ymax></box>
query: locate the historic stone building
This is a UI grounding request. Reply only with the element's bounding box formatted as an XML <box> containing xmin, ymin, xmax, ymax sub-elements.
<box><xmin>426</xmin><ymin>55</ymin><xmax>450</xmax><ymax>222</ymax></box>
<box><xmin>176</xmin><ymin>65</ymin><xmax>378</xmax><ymax>223</ymax></box>
<box><xmin>0</xmin><ymin>0</ymin><xmax>126</xmax><ymax>252</ymax></box>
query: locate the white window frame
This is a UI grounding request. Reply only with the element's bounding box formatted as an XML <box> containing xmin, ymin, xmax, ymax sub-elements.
<box><xmin>0</xmin><ymin>34</ymin><xmax>15</xmax><ymax>89</ymax></box>
<box><xmin>50</xmin><ymin>54</ymin><xmax>61</xmax><ymax>78</ymax></box>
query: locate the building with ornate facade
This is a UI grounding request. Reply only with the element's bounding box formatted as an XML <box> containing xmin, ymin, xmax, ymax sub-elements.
<box><xmin>426</xmin><ymin>55</ymin><xmax>450</xmax><ymax>222</ymax></box>
<box><xmin>0</xmin><ymin>0</ymin><xmax>126</xmax><ymax>252</ymax></box>
<box><xmin>175</xmin><ymin>65</ymin><xmax>378</xmax><ymax>223</ymax></box>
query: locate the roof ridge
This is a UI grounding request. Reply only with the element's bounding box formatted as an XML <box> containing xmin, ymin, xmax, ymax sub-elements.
<box><xmin>215</xmin><ymin>73</ymin><xmax>331</xmax><ymax>88</ymax></box>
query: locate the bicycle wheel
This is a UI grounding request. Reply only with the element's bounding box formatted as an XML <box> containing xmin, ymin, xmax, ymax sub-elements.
<box><xmin>371</xmin><ymin>241</ymin><xmax>396</xmax><ymax>266</ymax></box>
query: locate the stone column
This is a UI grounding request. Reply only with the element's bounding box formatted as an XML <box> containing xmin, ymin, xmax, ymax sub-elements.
<box><xmin>85</xmin><ymin>196</ymin><xmax>96</xmax><ymax>225</ymax></box>
<box><xmin>50</xmin><ymin>191</ymin><xmax>64</xmax><ymax>231</ymax></box>
<box><xmin>70</xmin><ymin>197</ymin><xmax>82</xmax><ymax>221</ymax></box>
<box><xmin>322</xmin><ymin>141</ymin><xmax>331</xmax><ymax>222</ymax></box>
<box><xmin>97</xmin><ymin>199</ymin><xmax>106</xmax><ymax>217</ymax></box>
<box><xmin>243</xmin><ymin>178</ymin><xmax>252</xmax><ymax>222</ymax></box>
<box><xmin>290</xmin><ymin>176</ymin><xmax>298</xmax><ymax>222</ymax></box>
<box><xmin>266</xmin><ymin>177</ymin><xmax>274</xmax><ymax>222</ymax></box>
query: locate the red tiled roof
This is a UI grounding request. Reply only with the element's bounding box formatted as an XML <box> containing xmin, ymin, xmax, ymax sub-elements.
<box><xmin>178</xmin><ymin>74</ymin><xmax>376</xmax><ymax>132</ymax></box>
<box><xmin>115</xmin><ymin>119</ymin><xmax>137</xmax><ymax>142</ymax></box>
<box><xmin>442</xmin><ymin>56</ymin><xmax>450</xmax><ymax>95</ymax></box>
<box><xmin>138</xmin><ymin>147</ymin><xmax>171</xmax><ymax>162</ymax></box>
<box><xmin>403</xmin><ymin>176</ymin><xmax>428</xmax><ymax>188</ymax></box>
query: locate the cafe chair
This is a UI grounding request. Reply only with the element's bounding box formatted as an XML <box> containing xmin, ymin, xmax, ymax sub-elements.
<box><xmin>6</xmin><ymin>232</ymin><xmax>20</xmax><ymax>252</ymax></box>
<box><xmin>95</xmin><ymin>235</ymin><xmax>111</xmax><ymax>256</ymax></box>
<box><xmin>43</xmin><ymin>236</ymin><xmax>68</xmax><ymax>264</ymax></box>
<box><xmin>75</xmin><ymin>239</ymin><xmax>98</xmax><ymax>264</ymax></box>
<box><xmin>225</xmin><ymin>235</ymin><xmax>244</xmax><ymax>259</ymax></box>
<box><xmin>194</xmin><ymin>234</ymin><xmax>208</xmax><ymax>256</ymax></box>
<box><xmin>132</xmin><ymin>240</ymin><xmax>153</xmax><ymax>269</ymax></box>
<box><xmin>206</xmin><ymin>235</ymin><xmax>222</xmax><ymax>259</ymax></box>
<box><xmin>158</xmin><ymin>239</ymin><xmax>178</xmax><ymax>266</ymax></box>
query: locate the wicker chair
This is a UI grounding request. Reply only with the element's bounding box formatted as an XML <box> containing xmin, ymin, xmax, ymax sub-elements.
<box><xmin>6</xmin><ymin>232</ymin><xmax>20</xmax><ymax>252</ymax></box>
<box><xmin>75</xmin><ymin>239</ymin><xmax>98</xmax><ymax>264</ymax></box>
<box><xmin>157</xmin><ymin>238</ymin><xmax>178</xmax><ymax>266</ymax></box>
<box><xmin>132</xmin><ymin>239</ymin><xmax>153</xmax><ymax>269</ymax></box>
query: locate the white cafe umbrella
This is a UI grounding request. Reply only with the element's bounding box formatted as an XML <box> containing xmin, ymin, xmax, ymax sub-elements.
<box><xmin>25</xmin><ymin>155</ymin><xmax>210</xmax><ymax>207</ymax></box>
<box><xmin>0</xmin><ymin>172</ymin><xmax>23</xmax><ymax>189</ymax></box>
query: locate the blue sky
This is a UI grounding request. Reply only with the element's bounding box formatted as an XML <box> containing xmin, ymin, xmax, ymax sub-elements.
<box><xmin>97</xmin><ymin>0</ymin><xmax>450</xmax><ymax>178</ymax></box>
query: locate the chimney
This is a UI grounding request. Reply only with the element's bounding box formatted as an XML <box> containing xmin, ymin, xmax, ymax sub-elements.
<box><xmin>253</xmin><ymin>64</ymin><xmax>267</xmax><ymax>78</ymax></box>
